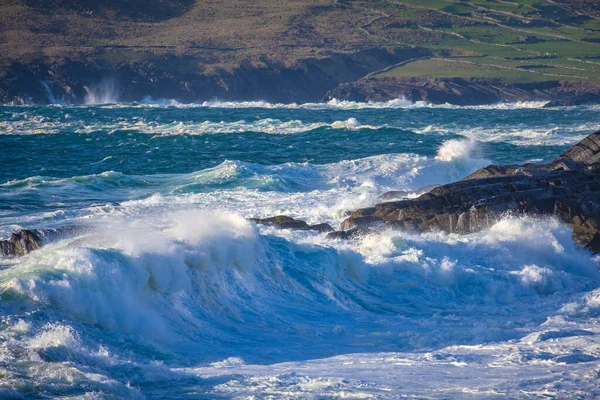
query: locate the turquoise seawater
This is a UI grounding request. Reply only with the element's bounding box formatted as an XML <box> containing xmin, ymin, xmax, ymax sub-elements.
<box><xmin>1</xmin><ymin>100</ymin><xmax>600</xmax><ymax>399</ymax></box>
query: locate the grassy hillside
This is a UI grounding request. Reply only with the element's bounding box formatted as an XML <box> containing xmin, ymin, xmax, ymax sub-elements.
<box><xmin>0</xmin><ymin>0</ymin><xmax>599</xmax><ymax>102</ymax></box>
<box><xmin>374</xmin><ymin>0</ymin><xmax>600</xmax><ymax>83</ymax></box>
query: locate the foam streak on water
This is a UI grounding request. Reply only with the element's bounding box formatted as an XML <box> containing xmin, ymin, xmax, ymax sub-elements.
<box><xmin>1</xmin><ymin>102</ymin><xmax>600</xmax><ymax>399</ymax></box>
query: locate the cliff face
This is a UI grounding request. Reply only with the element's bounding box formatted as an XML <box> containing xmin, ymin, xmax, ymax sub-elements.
<box><xmin>0</xmin><ymin>48</ymin><xmax>431</xmax><ymax>104</ymax></box>
<box><xmin>5</xmin><ymin>57</ymin><xmax>600</xmax><ymax>105</ymax></box>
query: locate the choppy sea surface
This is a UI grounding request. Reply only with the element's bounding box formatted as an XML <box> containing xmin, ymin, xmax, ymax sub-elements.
<box><xmin>1</xmin><ymin>99</ymin><xmax>600</xmax><ymax>399</ymax></box>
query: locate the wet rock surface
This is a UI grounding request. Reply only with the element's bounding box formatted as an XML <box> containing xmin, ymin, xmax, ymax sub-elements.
<box><xmin>0</xmin><ymin>226</ymin><xmax>90</xmax><ymax>258</ymax></box>
<box><xmin>336</xmin><ymin>131</ymin><xmax>600</xmax><ymax>253</ymax></box>
<box><xmin>250</xmin><ymin>216</ymin><xmax>334</xmax><ymax>233</ymax></box>
<box><xmin>379</xmin><ymin>184</ymin><xmax>441</xmax><ymax>201</ymax></box>
<box><xmin>326</xmin><ymin>227</ymin><xmax>373</xmax><ymax>240</ymax></box>
<box><xmin>0</xmin><ymin>230</ymin><xmax>42</xmax><ymax>258</ymax></box>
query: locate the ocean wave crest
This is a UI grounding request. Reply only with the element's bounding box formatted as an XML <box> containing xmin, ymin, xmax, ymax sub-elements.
<box><xmin>0</xmin><ymin>116</ymin><xmax>384</xmax><ymax>136</ymax></box>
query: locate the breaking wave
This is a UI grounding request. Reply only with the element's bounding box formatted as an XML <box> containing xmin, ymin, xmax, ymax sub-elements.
<box><xmin>0</xmin><ymin>138</ymin><xmax>488</xmax><ymax>230</ymax></box>
<box><xmin>0</xmin><ymin>117</ymin><xmax>383</xmax><ymax>136</ymax></box>
<box><xmin>2</xmin><ymin>209</ymin><xmax>599</xmax><ymax>398</ymax></box>
<box><xmin>415</xmin><ymin>122</ymin><xmax>600</xmax><ymax>146</ymax></box>
<box><xmin>139</xmin><ymin>97</ymin><xmax>551</xmax><ymax>110</ymax></box>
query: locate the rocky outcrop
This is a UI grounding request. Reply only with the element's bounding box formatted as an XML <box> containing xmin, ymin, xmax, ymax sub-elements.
<box><xmin>326</xmin><ymin>227</ymin><xmax>373</xmax><ymax>240</ymax></box>
<box><xmin>379</xmin><ymin>184</ymin><xmax>441</xmax><ymax>201</ymax></box>
<box><xmin>250</xmin><ymin>216</ymin><xmax>333</xmax><ymax>233</ymax></box>
<box><xmin>544</xmin><ymin>93</ymin><xmax>600</xmax><ymax>108</ymax></box>
<box><xmin>5</xmin><ymin>53</ymin><xmax>600</xmax><ymax>106</ymax></box>
<box><xmin>325</xmin><ymin>77</ymin><xmax>600</xmax><ymax>106</ymax></box>
<box><xmin>334</xmin><ymin>131</ymin><xmax>600</xmax><ymax>253</ymax></box>
<box><xmin>554</xmin><ymin>133</ymin><xmax>600</xmax><ymax>166</ymax></box>
<box><xmin>0</xmin><ymin>230</ymin><xmax>42</xmax><ymax>258</ymax></box>
<box><xmin>0</xmin><ymin>226</ymin><xmax>90</xmax><ymax>258</ymax></box>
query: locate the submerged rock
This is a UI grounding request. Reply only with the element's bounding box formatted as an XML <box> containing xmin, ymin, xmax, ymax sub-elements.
<box><xmin>250</xmin><ymin>215</ymin><xmax>333</xmax><ymax>233</ymax></box>
<box><xmin>338</xmin><ymin>131</ymin><xmax>600</xmax><ymax>253</ymax></box>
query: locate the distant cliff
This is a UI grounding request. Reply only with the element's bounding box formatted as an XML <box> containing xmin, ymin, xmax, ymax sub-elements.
<box><xmin>0</xmin><ymin>48</ymin><xmax>430</xmax><ymax>104</ymax></box>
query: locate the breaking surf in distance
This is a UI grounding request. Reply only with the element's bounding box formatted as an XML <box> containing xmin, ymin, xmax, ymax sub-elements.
<box><xmin>138</xmin><ymin>96</ymin><xmax>553</xmax><ymax>110</ymax></box>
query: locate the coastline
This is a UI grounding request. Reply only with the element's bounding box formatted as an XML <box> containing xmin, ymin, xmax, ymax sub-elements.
<box><xmin>2</xmin><ymin>50</ymin><xmax>599</xmax><ymax>107</ymax></box>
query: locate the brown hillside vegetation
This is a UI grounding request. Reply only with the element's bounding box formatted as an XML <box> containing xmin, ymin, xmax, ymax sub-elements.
<box><xmin>0</xmin><ymin>0</ymin><xmax>599</xmax><ymax>103</ymax></box>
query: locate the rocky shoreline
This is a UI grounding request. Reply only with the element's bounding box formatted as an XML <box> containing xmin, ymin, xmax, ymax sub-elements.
<box><xmin>3</xmin><ymin>131</ymin><xmax>600</xmax><ymax>258</ymax></box>
<box><xmin>332</xmin><ymin>131</ymin><xmax>600</xmax><ymax>253</ymax></box>
<box><xmin>325</xmin><ymin>76</ymin><xmax>600</xmax><ymax>107</ymax></box>
<box><xmin>247</xmin><ymin>131</ymin><xmax>600</xmax><ymax>254</ymax></box>
<box><xmin>2</xmin><ymin>50</ymin><xmax>600</xmax><ymax>106</ymax></box>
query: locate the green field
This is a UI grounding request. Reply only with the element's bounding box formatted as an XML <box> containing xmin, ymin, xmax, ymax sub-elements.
<box><xmin>379</xmin><ymin>58</ymin><xmax>591</xmax><ymax>82</ymax></box>
<box><xmin>372</xmin><ymin>0</ymin><xmax>600</xmax><ymax>83</ymax></box>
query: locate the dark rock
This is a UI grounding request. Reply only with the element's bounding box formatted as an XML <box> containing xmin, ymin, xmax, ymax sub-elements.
<box><xmin>379</xmin><ymin>184</ymin><xmax>441</xmax><ymax>200</ymax></box>
<box><xmin>379</xmin><ymin>190</ymin><xmax>410</xmax><ymax>200</ymax></box>
<box><xmin>326</xmin><ymin>76</ymin><xmax>600</xmax><ymax>106</ymax></box>
<box><xmin>0</xmin><ymin>225</ymin><xmax>91</xmax><ymax>258</ymax></box>
<box><xmin>461</xmin><ymin>164</ymin><xmax>547</xmax><ymax>180</ymax></box>
<box><xmin>1</xmin><ymin>48</ymin><xmax>430</xmax><ymax>105</ymax></box>
<box><xmin>0</xmin><ymin>230</ymin><xmax>42</xmax><ymax>258</ymax></box>
<box><xmin>543</xmin><ymin>93</ymin><xmax>600</xmax><ymax>108</ymax></box>
<box><xmin>327</xmin><ymin>228</ymin><xmax>373</xmax><ymax>240</ymax></box>
<box><xmin>338</xmin><ymin>131</ymin><xmax>600</xmax><ymax>253</ymax></box>
<box><xmin>307</xmin><ymin>223</ymin><xmax>335</xmax><ymax>233</ymax></box>
<box><xmin>586</xmin><ymin>232</ymin><xmax>600</xmax><ymax>254</ymax></box>
<box><xmin>553</xmin><ymin>132</ymin><xmax>600</xmax><ymax>168</ymax></box>
<box><xmin>340</xmin><ymin>215</ymin><xmax>383</xmax><ymax>231</ymax></box>
<box><xmin>250</xmin><ymin>215</ymin><xmax>333</xmax><ymax>233</ymax></box>
<box><xmin>250</xmin><ymin>215</ymin><xmax>309</xmax><ymax>229</ymax></box>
